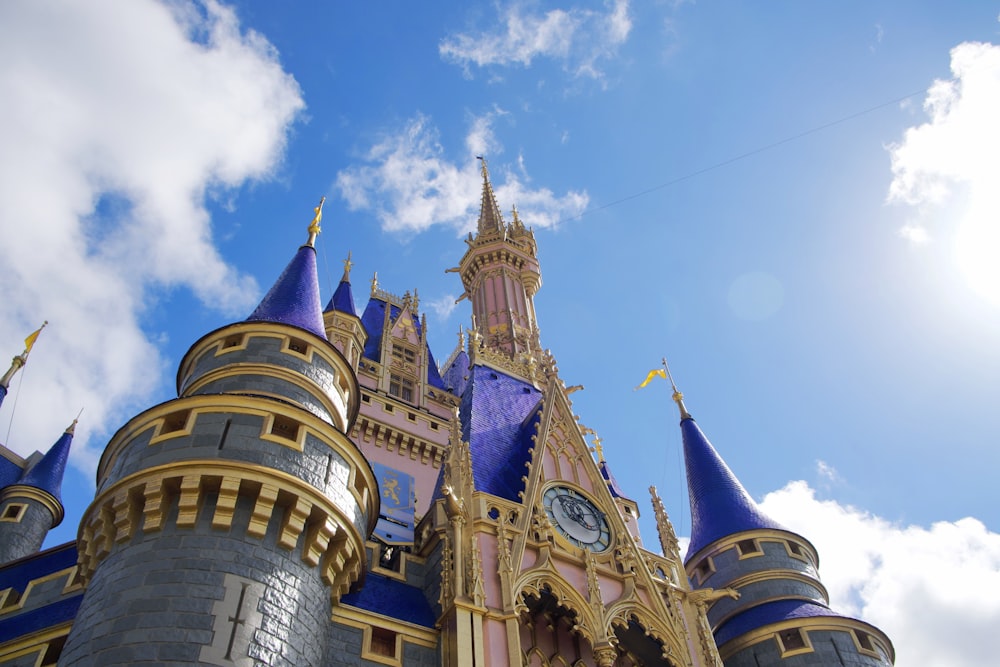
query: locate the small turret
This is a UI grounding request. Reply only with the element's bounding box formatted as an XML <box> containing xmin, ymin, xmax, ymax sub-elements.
<box><xmin>324</xmin><ymin>252</ymin><xmax>367</xmax><ymax>370</ymax></box>
<box><xmin>673</xmin><ymin>379</ymin><xmax>894</xmax><ymax>665</ymax></box>
<box><xmin>0</xmin><ymin>421</ymin><xmax>74</xmax><ymax>564</ymax></box>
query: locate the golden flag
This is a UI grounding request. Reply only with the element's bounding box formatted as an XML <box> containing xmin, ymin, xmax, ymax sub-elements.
<box><xmin>23</xmin><ymin>322</ymin><xmax>46</xmax><ymax>355</ymax></box>
<box><xmin>635</xmin><ymin>368</ymin><xmax>667</xmax><ymax>390</ymax></box>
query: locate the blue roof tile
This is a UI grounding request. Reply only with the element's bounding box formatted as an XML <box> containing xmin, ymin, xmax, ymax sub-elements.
<box><xmin>0</xmin><ymin>384</ymin><xmax>6</xmax><ymax>411</ymax></box>
<box><xmin>682</xmin><ymin>418</ymin><xmax>785</xmax><ymax>561</ymax></box>
<box><xmin>0</xmin><ymin>594</ymin><xmax>81</xmax><ymax>644</ymax></box>
<box><xmin>599</xmin><ymin>460</ymin><xmax>630</xmax><ymax>500</ymax></box>
<box><xmin>325</xmin><ymin>278</ymin><xmax>357</xmax><ymax>316</ymax></box>
<box><xmin>460</xmin><ymin>365</ymin><xmax>543</xmax><ymax>502</ymax></box>
<box><xmin>0</xmin><ymin>455</ymin><xmax>22</xmax><ymax>490</ymax></box>
<box><xmin>441</xmin><ymin>350</ymin><xmax>470</xmax><ymax>396</ymax></box>
<box><xmin>18</xmin><ymin>427</ymin><xmax>73</xmax><ymax>507</ymax></box>
<box><xmin>0</xmin><ymin>542</ymin><xmax>78</xmax><ymax>590</ymax></box>
<box><xmin>247</xmin><ymin>245</ymin><xmax>326</xmax><ymax>339</ymax></box>
<box><xmin>714</xmin><ymin>599</ymin><xmax>845</xmax><ymax>647</ymax></box>
<box><xmin>341</xmin><ymin>572</ymin><xmax>435</xmax><ymax>628</ymax></box>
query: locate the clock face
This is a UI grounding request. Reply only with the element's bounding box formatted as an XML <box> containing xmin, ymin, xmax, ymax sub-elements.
<box><xmin>543</xmin><ymin>486</ymin><xmax>612</xmax><ymax>552</ymax></box>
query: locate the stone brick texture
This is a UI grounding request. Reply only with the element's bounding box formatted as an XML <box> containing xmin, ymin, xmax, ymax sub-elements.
<box><xmin>60</xmin><ymin>492</ymin><xmax>333</xmax><ymax>666</ymax></box>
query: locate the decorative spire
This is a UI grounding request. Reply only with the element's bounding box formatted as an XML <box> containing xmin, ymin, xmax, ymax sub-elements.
<box><xmin>342</xmin><ymin>251</ymin><xmax>353</xmax><ymax>282</ymax></box>
<box><xmin>510</xmin><ymin>204</ymin><xmax>525</xmax><ymax>232</ymax></box>
<box><xmin>475</xmin><ymin>157</ymin><xmax>505</xmax><ymax>236</ymax></box>
<box><xmin>682</xmin><ymin>416</ymin><xmax>786</xmax><ymax>562</ymax></box>
<box><xmin>662</xmin><ymin>358</ymin><xmax>692</xmax><ymax>420</ymax></box>
<box><xmin>306</xmin><ymin>196</ymin><xmax>325</xmax><ymax>248</ymax></box>
<box><xmin>247</xmin><ymin>206</ymin><xmax>327</xmax><ymax>338</ymax></box>
<box><xmin>649</xmin><ymin>486</ymin><xmax>681</xmax><ymax>559</ymax></box>
<box><xmin>18</xmin><ymin>419</ymin><xmax>76</xmax><ymax>512</ymax></box>
<box><xmin>325</xmin><ymin>251</ymin><xmax>358</xmax><ymax>317</ymax></box>
<box><xmin>371</xmin><ymin>271</ymin><xmax>379</xmax><ymax>296</ymax></box>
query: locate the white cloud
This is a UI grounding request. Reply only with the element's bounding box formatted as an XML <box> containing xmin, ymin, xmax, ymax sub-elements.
<box><xmin>887</xmin><ymin>41</ymin><xmax>1000</xmax><ymax>304</ymax></box>
<box><xmin>426</xmin><ymin>295</ymin><xmax>461</xmax><ymax>321</ymax></box>
<box><xmin>439</xmin><ymin>0</ymin><xmax>632</xmax><ymax>82</ymax></box>
<box><xmin>814</xmin><ymin>459</ymin><xmax>842</xmax><ymax>484</ymax></box>
<box><xmin>335</xmin><ymin>112</ymin><xmax>589</xmax><ymax>234</ymax></box>
<box><xmin>761</xmin><ymin>481</ymin><xmax>1000</xmax><ymax>667</ymax></box>
<box><xmin>0</xmin><ymin>0</ymin><xmax>303</xmax><ymax>471</ymax></box>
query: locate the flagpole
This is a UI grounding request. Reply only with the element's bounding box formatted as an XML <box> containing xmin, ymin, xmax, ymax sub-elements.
<box><xmin>661</xmin><ymin>357</ymin><xmax>691</xmax><ymax>419</ymax></box>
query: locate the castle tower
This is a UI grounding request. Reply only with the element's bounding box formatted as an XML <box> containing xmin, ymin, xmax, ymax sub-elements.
<box><xmin>424</xmin><ymin>168</ymin><xmax>722</xmax><ymax>667</ymax></box>
<box><xmin>450</xmin><ymin>159</ymin><xmax>541</xmax><ymax>358</ymax></box>
<box><xmin>674</xmin><ymin>391</ymin><xmax>895</xmax><ymax>665</ymax></box>
<box><xmin>0</xmin><ymin>422</ymin><xmax>73</xmax><ymax>564</ymax></box>
<box><xmin>323</xmin><ymin>252</ymin><xmax>368</xmax><ymax>372</ymax></box>
<box><xmin>59</xmin><ymin>203</ymin><xmax>379</xmax><ymax>666</ymax></box>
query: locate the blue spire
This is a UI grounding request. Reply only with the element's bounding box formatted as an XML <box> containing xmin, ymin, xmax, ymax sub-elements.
<box><xmin>247</xmin><ymin>202</ymin><xmax>328</xmax><ymax>339</ymax></box>
<box><xmin>682</xmin><ymin>416</ymin><xmax>786</xmax><ymax>561</ymax></box>
<box><xmin>324</xmin><ymin>252</ymin><xmax>357</xmax><ymax>316</ymax></box>
<box><xmin>19</xmin><ymin>421</ymin><xmax>75</xmax><ymax>505</ymax></box>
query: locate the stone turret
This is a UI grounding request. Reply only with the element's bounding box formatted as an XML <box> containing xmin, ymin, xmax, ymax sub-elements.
<box><xmin>0</xmin><ymin>422</ymin><xmax>73</xmax><ymax>564</ymax></box>
<box><xmin>60</xmin><ymin>203</ymin><xmax>378</xmax><ymax>667</ymax></box>
<box><xmin>675</xmin><ymin>387</ymin><xmax>894</xmax><ymax>665</ymax></box>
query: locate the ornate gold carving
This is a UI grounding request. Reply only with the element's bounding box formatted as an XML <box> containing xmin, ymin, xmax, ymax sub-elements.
<box><xmin>279</xmin><ymin>496</ymin><xmax>313</xmax><ymax>550</ymax></box>
<box><xmin>212</xmin><ymin>476</ymin><xmax>241</xmax><ymax>530</ymax></box>
<box><xmin>76</xmin><ymin>460</ymin><xmax>374</xmax><ymax>606</ymax></box>
<box><xmin>439</xmin><ymin>530</ymin><xmax>454</xmax><ymax>607</ymax></box>
<box><xmin>649</xmin><ymin>486</ymin><xmax>681</xmax><ymax>560</ymax></box>
<box><xmin>248</xmin><ymin>483</ymin><xmax>279</xmax><ymax>538</ymax></box>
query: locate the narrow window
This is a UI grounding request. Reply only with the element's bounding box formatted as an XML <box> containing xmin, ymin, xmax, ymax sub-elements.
<box><xmin>1</xmin><ymin>503</ymin><xmax>26</xmax><ymax>522</ymax></box>
<box><xmin>389</xmin><ymin>374</ymin><xmax>414</xmax><ymax>402</ymax></box>
<box><xmin>779</xmin><ymin>628</ymin><xmax>806</xmax><ymax>651</ymax></box>
<box><xmin>369</xmin><ymin>627</ymin><xmax>397</xmax><ymax>658</ymax></box>
<box><xmin>269</xmin><ymin>415</ymin><xmax>301</xmax><ymax>442</ymax></box>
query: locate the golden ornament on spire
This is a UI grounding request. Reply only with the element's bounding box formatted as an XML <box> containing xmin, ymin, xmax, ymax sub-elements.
<box><xmin>306</xmin><ymin>196</ymin><xmax>325</xmax><ymax>247</ymax></box>
<box><xmin>342</xmin><ymin>251</ymin><xmax>353</xmax><ymax>281</ymax></box>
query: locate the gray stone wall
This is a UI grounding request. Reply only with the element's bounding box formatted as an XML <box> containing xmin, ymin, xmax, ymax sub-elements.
<box><xmin>181</xmin><ymin>334</ymin><xmax>345</xmax><ymax>425</ymax></box>
<box><xmin>725</xmin><ymin>629</ymin><xmax>891</xmax><ymax>667</ymax></box>
<box><xmin>0</xmin><ymin>497</ymin><xmax>53</xmax><ymax>564</ymax></box>
<box><xmin>60</xmin><ymin>493</ymin><xmax>332</xmax><ymax>667</ymax></box>
<box><xmin>97</xmin><ymin>407</ymin><xmax>367</xmax><ymax>538</ymax></box>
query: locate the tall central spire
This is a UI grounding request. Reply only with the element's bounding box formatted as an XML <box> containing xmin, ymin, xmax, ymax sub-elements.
<box><xmin>450</xmin><ymin>158</ymin><xmax>542</xmax><ymax>360</ymax></box>
<box><xmin>476</xmin><ymin>157</ymin><xmax>505</xmax><ymax>236</ymax></box>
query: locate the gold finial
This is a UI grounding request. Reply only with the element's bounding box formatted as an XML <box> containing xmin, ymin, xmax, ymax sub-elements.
<box><xmin>306</xmin><ymin>196</ymin><xmax>325</xmax><ymax>247</ymax></box>
<box><xmin>1</xmin><ymin>321</ymin><xmax>48</xmax><ymax>388</ymax></box>
<box><xmin>593</xmin><ymin>434</ymin><xmax>605</xmax><ymax>463</ymax></box>
<box><xmin>371</xmin><ymin>271</ymin><xmax>379</xmax><ymax>295</ymax></box>
<box><xmin>458</xmin><ymin>326</ymin><xmax>465</xmax><ymax>348</ymax></box>
<box><xmin>342</xmin><ymin>251</ymin><xmax>353</xmax><ymax>281</ymax></box>
<box><xmin>662</xmin><ymin>357</ymin><xmax>691</xmax><ymax>420</ymax></box>
<box><xmin>477</xmin><ymin>155</ymin><xmax>488</xmax><ymax>180</ymax></box>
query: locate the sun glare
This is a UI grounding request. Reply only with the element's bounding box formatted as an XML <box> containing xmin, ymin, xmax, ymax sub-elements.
<box><xmin>955</xmin><ymin>208</ymin><xmax>1000</xmax><ymax>307</ymax></box>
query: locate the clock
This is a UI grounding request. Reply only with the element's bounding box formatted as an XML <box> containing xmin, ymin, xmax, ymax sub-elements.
<box><xmin>542</xmin><ymin>485</ymin><xmax>612</xmax><ymax>552</ymax></box>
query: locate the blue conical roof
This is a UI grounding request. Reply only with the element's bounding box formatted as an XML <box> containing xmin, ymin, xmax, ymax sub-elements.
<box><xmin>247</xmin><ymin>245</ymin><xmax>326</xmax><ymax>339</ymax></box>
<box><xmin>325</xmin><ymin>279</ymin><xmax>357</xmax><ymax>317</ymax></box>
<box><xmin>682</xmin><ymin>417</ymin><xmax>786</xmax><ymax>561</ymax></box>
<box><xmin>19</xmin><ymin>424</ymin><xmax>74</xmax><ymax>504</ymax></box>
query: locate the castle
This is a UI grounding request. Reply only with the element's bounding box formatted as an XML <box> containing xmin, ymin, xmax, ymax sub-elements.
<box><xmin>0</xmin><ymin>163</ymin><xmax>894</xmax><ymax>666</ymax></box>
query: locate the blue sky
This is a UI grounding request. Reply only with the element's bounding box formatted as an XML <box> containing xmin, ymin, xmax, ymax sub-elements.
<box><xmin>2</xmin><ymin>2</ymin><xmax>999</xmax><ymax>665</ymax></box>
